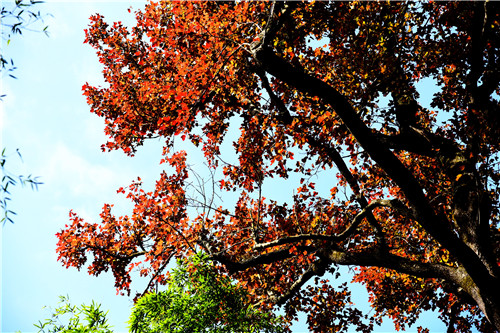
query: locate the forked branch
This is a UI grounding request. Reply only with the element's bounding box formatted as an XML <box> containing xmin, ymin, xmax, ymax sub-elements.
<box><xmin>254</xmin><ymin>199</ymin><xmax>412</xmax><ymax>251</ymax></box>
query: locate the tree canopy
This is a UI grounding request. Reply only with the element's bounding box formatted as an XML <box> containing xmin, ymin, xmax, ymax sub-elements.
<box><xmin>129</xmin><ymin>253</ymin><xmax>286</xmax><ymax>333</ymax></box>
<box><xmin>56</xmin><ymin>1</ymin><xmax>500</xmax><ymax>332</ymax></box>
<box><xmin>30</xmin><ymin>256</ymin><xmax>283</xmax><ymax>333</ymax></box>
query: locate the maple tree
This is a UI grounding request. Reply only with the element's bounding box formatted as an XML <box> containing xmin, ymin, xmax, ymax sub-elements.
<box><xmin>56</xmin><ymin>1</ymin><xmax>500</xmax><ymax>332</ymax></box>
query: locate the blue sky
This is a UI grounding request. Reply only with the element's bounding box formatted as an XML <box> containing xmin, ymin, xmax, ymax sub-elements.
<box><xmin>1</xmin><ymin>1</ymin><xmax>455</xmax><ymax>332</ymax></box>
<box><xmin>1</xmin><ymin>2</ymin><xmax>160</xmax><ymax>331</ymax></box>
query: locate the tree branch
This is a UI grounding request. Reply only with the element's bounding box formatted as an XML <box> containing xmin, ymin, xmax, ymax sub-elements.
<box><xmin>211</xmin><ymin>245</ymin><xmax>318</xmax><ymax>273</ymax></box>
<box><xmin>271</xmin><ymin>254</ymin><xmax>330</xmax><ymax>306</ymax></box>
<box><xmin>248</xmin><ymin>44</ymin><xmax>499</xmax><ymax>295</ymax></box>
<box><xmin>253</xmin><ymin>199</ymin><xmax>411</xmax><ymax>252</ymax></box>
<box><xmin>138</xmin><ymin>252</ymin><xmax>174</xmax><ymax>298</ymax></box>
<box><xmin>256</xmin><ymin>69</ymin><xmax>293</xmax><ymax>125</ymax></box>
<box><xmin>254</xmin><ymin>234</ymin><xmax>337</xmax><ymax>251</ymax></box>
<box><xmin>306</xmin><ymin>137</ymin><xmax>387</xmax><ymax>246</ymax></box>
<box><xmin>265</xmin><ymin>246</ymin><xmax>459</xmax><ymax>307</ymax></box>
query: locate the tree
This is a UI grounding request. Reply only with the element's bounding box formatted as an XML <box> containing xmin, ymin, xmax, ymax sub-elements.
<box><xmin>32</xmin><ymin>295</ymin><xmax>112</xmax><ymax>333</ymax></box>
<box><xmin>1</xmin><ymin>148</ymin><xmax>42</xmax><ymax>224</ymax></box>
<box><xmin>56</xmin><ymin>1</ymin><xmax>500</xmax><ymax>332</ymax></box>
<box><xmin>1</xmin><ymin>0</ymin><xmax>49</xmax><ymax>80</ymax></box>
<box><xmin>27</xmin><ymin>257</ymin><xmax>283</xmax><ymax>333</ymax></box>
<box><xmin>129</xmin><ymin>253</ymin><xmax>286</xmax><ymax>333</ymax></box>
<box><xmin>1</xmin><ymin>0</ymin><xmax>46</xmax><ymax>223</ymax></box>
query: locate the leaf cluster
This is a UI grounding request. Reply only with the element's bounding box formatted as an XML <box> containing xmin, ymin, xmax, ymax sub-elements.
<box><xmin>1</xmin><ymin>0</ymin><xmax>49</xmax><ymax>79</ymax></box>
<box><xmin>33</xmin><ymin>295</ymin><xmax>112</xmax><ymax>333</ymax></box>
<box><xmin>1</xmin><ymin>148</ymin><xmax>42</xmax><ymax>224</ymax></box>
<box><xmin>128</xmin><ymin>253</ymin><xmax>287</xmax><ymax>333</ymax></box>
<box><xmin>28</xmin><ymin>255</ymin><xmax>285</xmax><ymax>333</ymax></box>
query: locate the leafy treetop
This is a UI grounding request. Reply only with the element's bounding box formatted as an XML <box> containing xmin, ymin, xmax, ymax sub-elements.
<box><xmin>129</xmin><ymin>253</ymin><xmax>286</xmax><ymax>333</ymax></box>
<box><xmin>30</xmin><ymin>255</ymin><xmax>284</xmax><ymax>333</ymax></box>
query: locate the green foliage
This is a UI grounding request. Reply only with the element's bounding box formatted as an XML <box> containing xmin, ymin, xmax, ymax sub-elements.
<box><xmin>128</xmin><ymin>253</ymin><xmax>287</xmax><ymax>333</ymax></box>
<box><xmin>1</xmin><ymin>0</ymin><xmax>47</xmax><ymax>223</ymax></box>
<box><xmin>28</xmin><ymin>256</ymin><xmax>284</xmax><ymax>333</ymax></box>
<box><xmin>32</xmin><ymin>295</ymin><xmax>113</xmax><ymax>333</ymax></box>
<box><xmin>1</xmin><ymin>0</ymin><xmax>49</xmax><ymax>79</ymax></box>
<box><xmin>1</xmin><ymin>147</ymin><xmax>42</xmax><ymax>224</ymax></box>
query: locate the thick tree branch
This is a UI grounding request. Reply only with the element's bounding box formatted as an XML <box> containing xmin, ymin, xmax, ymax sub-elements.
<box><xmin>249</xmin><ymin>44</ymin><xmax>500</xmax><ymax>299</ymax></box>
<box><xmin>254</xmin><ymin>234</ymin><xmax>337</xmax><ymax>251</ymax></box>
<box><xmin>324</xmin><ymin>249</ymin><xmax>455</xmax><ymax>280</ymax></box>
<box><xmin>269</xmin><ymin>246</ymin><xmax>461</xmax><ymax>307</ymax></box>
<box><xmin>211</xmin><ymin>245</ymin><xmax>317</xmax><ymax>273</ymax></box>
<box><xmin>376</xmin><ymin>128</ymin><xmax>460</xmax><ymax>157</ymax></box>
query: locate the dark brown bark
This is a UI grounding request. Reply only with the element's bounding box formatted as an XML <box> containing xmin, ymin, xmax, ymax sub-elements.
<box><xmin>247</xmin><ymin>44</ymin><xmax>500</xmax><ymax>331</ymax></box>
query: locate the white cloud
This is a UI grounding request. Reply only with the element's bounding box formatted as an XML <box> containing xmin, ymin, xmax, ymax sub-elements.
<box><xmin>42</xmin><ymin>141</ymin><xmax>130</xmax><ymax>198</ymax></box>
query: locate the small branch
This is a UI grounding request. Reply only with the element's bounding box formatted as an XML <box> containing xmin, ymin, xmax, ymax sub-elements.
<box><xmin>139</xmin><ymin>252</ymin><xmax>173</xmax><ymax>298</ymax></box>
<box><xmin>254</xmin><ymin>178</ymin><xmax>263</xmax><ymax>242</ymax></box>
<box><xmin>361</xmin><ymin>199</ymin><xmax>417</xmax><ymax>220</ymax></box>
<box><xmin>306</xmin><ymin>137</ymin><xmax>387</xmax><ymax>247</ymax></box>
<box><xmin>254</xmin><ymin>233</ymin><xmax>338</xmax><ymax>251</ymax></box>
<box><xmin>84</xmin><ymin>244</ymin><xmax>146</xmax><ymax>261</ymax></box>
<box><xmin>186</xmin><ymin>198</ymin><xmax>237</xmax><ymax>219</ymax></box>
<box><xmin>272</xmin><ymin>254</ymin><xmax>329</xmax><ymax>306</ymax></box>
<box><xmin>161</xmin><ymin>216</ymin><xmax>197</xmax><ymax>254</ymax></box>
<box><xmin>446</xmin><ymin>301</ymin><xmax>460</xmax><ymax>333</ymax></box>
